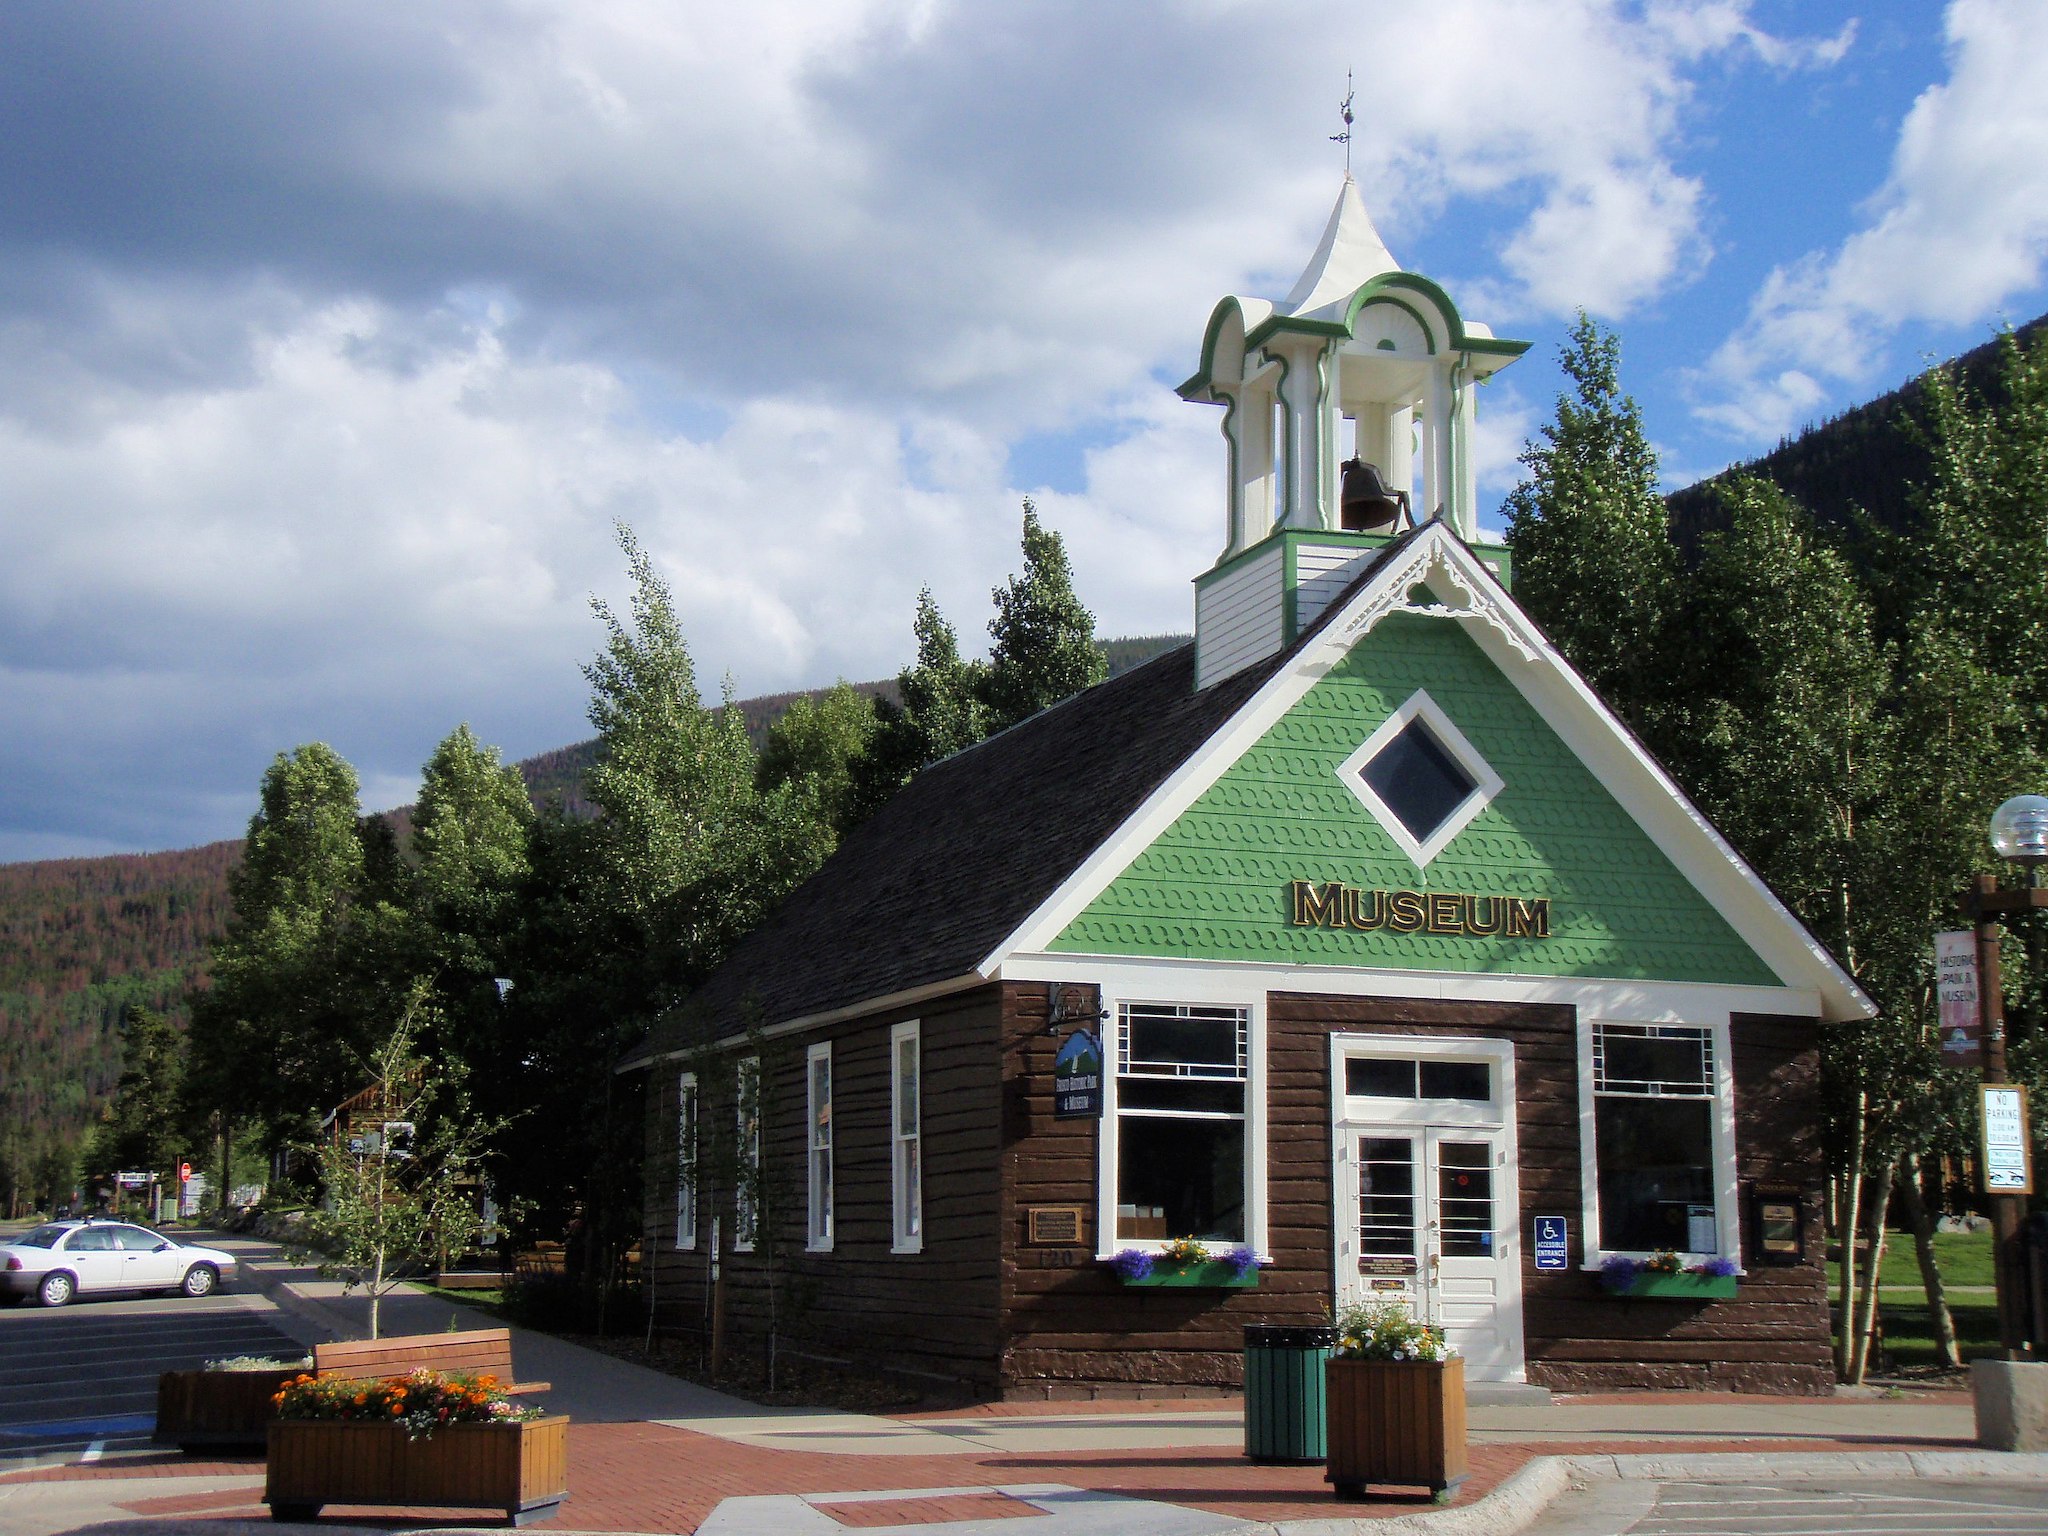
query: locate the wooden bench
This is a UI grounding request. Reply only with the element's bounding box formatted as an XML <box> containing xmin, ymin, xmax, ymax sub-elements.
<box><xmin>312</xmin><ymin>1327</ymin><xmax>550</xmax><ymax>1397</ymax></box>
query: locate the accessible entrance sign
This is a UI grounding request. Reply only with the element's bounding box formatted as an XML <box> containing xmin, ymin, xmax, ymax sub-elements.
<box><xmin>1532</xmin><ymin>1216</ymin><xmax>1569</xmax><ymax>1272</ymax></box>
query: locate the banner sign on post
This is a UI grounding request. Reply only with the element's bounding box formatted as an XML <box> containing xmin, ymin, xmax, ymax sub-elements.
<box><xmin>1982</xmin><ymin>1084</ymin><xmax>2034</xmax><ymax>1195</ymax></box>
<box><xmin>1532</xmin><ymin>1216</ymin><xmax>1569</xmax><ymax>1272</ymax></box>
<box><xmin>1935</xmin><ymin>931</ymin><xmax>1982</xmax><ymax>1067</ymax></box>
<box><xmin>1053</xmin><ymin>1029</ymin><xmax>1104</xmax><ymax>1119</ymax></box>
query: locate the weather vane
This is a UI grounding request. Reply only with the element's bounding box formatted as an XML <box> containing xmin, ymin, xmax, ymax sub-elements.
<box><xmin>1330</xmin><ymin>71</ymin><xmax>1355</xmax><ymax>176</ymax></box>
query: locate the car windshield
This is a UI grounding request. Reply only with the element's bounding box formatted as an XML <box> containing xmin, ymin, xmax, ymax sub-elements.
<box><xmin>12</xmin><ymin>1225</ymin><xmax>67</xmax><ymax>1248</ymax></box>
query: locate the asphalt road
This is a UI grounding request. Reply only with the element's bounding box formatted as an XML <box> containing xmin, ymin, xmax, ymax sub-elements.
<box><xmin>1541</xmin><ymin>1477</ymin><xmax>2048</xmax><ymax>1535</ymax></box>
<box><xmin>0</xmin><ymin>1284</ymin><xmax>312</xmax><ymax>1465</ymax></box>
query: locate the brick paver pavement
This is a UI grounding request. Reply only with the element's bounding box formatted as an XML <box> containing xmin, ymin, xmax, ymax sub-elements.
<box><xmin>0</xmin><ymin>1418</ymin><xmax>1971</xmax><ymax>1534</ymax></box>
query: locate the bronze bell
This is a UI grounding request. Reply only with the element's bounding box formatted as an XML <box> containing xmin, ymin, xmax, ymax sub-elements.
<box><xmin>1340</xmin><ymin>458</ymin><xmax>1408</xmax><ymax>532</ymax></box>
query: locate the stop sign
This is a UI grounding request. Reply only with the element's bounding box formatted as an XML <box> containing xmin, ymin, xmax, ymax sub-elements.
<box><xmin>179</xmin><ymin>1162</ymin><xmax>192</xmax><ymax>1182</ymax></box>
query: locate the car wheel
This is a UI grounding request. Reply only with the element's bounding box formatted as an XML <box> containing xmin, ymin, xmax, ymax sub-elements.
<box><xmin>180</xmin><ymin>1264</ymin><xmax>218</xmax><ymax>1298</ymax></box>
<box><xmin>37</xmin><ymin>1271</ymin><xmax>75</xmax><ymax>1308</ymax></box>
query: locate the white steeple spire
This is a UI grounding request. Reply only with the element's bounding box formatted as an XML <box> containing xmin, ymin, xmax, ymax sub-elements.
<box><xmin>1279</xmin><ymin>176</ymin><xmax>1399</xmax><ymax>320</ymax></box>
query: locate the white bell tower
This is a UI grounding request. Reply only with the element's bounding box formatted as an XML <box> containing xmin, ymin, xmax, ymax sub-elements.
<box><xmin>1179</xmin><ymin>178</ymin><xmax>1529</xmax><ymax>686</ymax></box>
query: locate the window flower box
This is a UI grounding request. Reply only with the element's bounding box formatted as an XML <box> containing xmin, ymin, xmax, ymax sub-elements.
<box><xmin>1115</xmin><ymin>1258</ymin><xmax>1259</xmax><ymax>1289</ymax></box>
<box><xmin>266</xmin><ymin>1416</ymin><xmax>568</xmax><ymax>1526</ymax></box>
<box><xmin>1108</xmin><ymin>1243</ymin><xmax>1259</xmax><ymax>1288</ymax></box>
<box><xmin>1597</xmin><ymin>1253</ymin><xmax>1737</xmax><ymax>1300</ymax></box>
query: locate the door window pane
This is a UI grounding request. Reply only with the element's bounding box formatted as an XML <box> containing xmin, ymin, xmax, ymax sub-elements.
<box><xmin>1419</xmin><ymin>1060</ymin><xmax>1491</xmax><ymax>1101</ymax></box>
<box><xmin>1436</xmin><ymin>1141</ymin><xmax>1495</xmax><ymax>1256</ymax></box>
<box><xmin>1357</xmin><ymin>1136</ymin><xmax>1416</xmax><ymax>1258</ymax></box>
<box><xmin>1347</xmin><ymin>1058</ymin><xmax>1418</xmax><ymax>1098</ymax></box>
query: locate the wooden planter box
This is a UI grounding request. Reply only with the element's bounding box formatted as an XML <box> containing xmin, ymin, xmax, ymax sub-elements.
<box><xmin>1325</xmin><ymin>1355</ymin><xmax>1466</xmax><ymax>1500</ymax></box>
<box><xmin>154</xmin><ymin>1368</ymin><xmax>299</xmax><ymax>1452</ymax></box>
<box><xmin>1113</xmin><ymin>1259</ymin><xmax>1258</xmax><ymax>1289</ymax></box>
<box><xmin>266</xmin><ymin>1415</ymin><xmax>569</xmax><ymax>1526</ymax></box>
<box><xmin>1601</xmin><ymin>1271</ymin><xmax>1738</xmax><ymax>1300</ymax></box>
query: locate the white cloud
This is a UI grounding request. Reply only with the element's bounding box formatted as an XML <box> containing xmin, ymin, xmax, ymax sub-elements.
<box><xmin>0</xmin><ymin>0</ymin><xmax>1876</xmax><ymax>854</ymax></box>
<box><xmin>1691</xmin><ymin>0</ymin><xmax>2048</xmax><ymax>441</ymax></box>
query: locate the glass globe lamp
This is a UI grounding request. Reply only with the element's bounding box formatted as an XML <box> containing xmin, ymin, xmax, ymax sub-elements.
<box><xmin>1989</xmin><ymin>794</ymin><xmax>2048</xmax><ymax>881</ymax></box>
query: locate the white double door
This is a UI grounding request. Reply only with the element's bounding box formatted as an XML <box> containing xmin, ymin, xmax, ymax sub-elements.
<box><xmin>1335</xmin><ymin>1123</ymin><xmax>1524</xmax><ymax>1380</ymax></box>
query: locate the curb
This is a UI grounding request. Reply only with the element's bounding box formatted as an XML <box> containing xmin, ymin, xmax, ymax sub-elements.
<box><xmin>1250</xmin><ymin>1447</ymin><xmax>2048</xmax><ymax>1536</ymax></box>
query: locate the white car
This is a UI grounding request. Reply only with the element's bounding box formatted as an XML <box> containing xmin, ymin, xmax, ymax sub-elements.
<box><xmin>0</xmin><ymin>1220</ymin><xmax>238</xmax><ymax>1307</ymax></box>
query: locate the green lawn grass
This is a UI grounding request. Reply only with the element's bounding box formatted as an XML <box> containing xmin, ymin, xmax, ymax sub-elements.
<box><xmin>1855</xmin><ymin>1300</ymin><xmax>2001</xmax><ymax>1371</ymax></box>
<box><xmin>1827</xmin><ymin>1228</ymin><xmax>1994</xmax><ymax>1291</ymax></box>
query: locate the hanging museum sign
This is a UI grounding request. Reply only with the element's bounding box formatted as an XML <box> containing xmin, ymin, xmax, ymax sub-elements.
<box><xmin>1289</xmin><ymin>881</ymin><xmax>1550</xmax><ymax>938</ymax></box>
<box><xmin>1934</xmin><ymin>931</ymin><xmax>1981</xmax><ymax>1067</ymax></box>
<box><xmin>1053</xmin><ymin>1029</ymin><xmax>1104</xmax><ymax>1119</ymax></box>
<box><xmin>1981</xmin><ymin>1084</ymin><xmax>2034</xmax><ymax>1195</ymax></box>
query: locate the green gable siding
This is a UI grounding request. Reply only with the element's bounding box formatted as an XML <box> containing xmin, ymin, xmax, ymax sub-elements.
<box><xmin>1051</xmin><ymin>613</ymin><xmax>1780</xmax><ymax>986</ymax></box>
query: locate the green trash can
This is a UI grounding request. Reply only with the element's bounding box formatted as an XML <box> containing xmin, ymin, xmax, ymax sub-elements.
<box><xmin>1243</xmin><ymin>1323</ymin><xmax>1333</xmax><ymax>1464</ymax></box>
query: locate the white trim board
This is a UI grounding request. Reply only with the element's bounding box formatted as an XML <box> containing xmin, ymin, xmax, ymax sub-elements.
<box><xmin>982</xmin><ymin>523</ymin><xmax>1871</xmax><ymax>1023</ymax></box>
<box><xmin>1000</xmin><ymin>950</ymin><xmax>1819</xmax><ymax>1021</ymax></box>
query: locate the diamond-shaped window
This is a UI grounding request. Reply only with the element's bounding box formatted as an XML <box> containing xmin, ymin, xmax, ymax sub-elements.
<box><xmin>1337</xmin><ymin>692</ymin><xmax>1503</xmax><ymax>868</ymax></box>
<box><xmin>1361</xmin><ymin>721</ymin><xmax>1476</xmax><ymax>841</ymax></box>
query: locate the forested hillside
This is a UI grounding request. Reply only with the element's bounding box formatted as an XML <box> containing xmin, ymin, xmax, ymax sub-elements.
<box><xmin>1667</xmin><ymin>313</ymin><xmax>2047</xmax><ymax>550</ymax></box>
<box><xmin>0</xmin><ymin>842</ymin><xmax>239</xmax><ymax>1191</ymax></box>
<box><xmin>0</xmin><ymin>633</ymin><xmax>1193</xmax><ymax>1190</ymax></box>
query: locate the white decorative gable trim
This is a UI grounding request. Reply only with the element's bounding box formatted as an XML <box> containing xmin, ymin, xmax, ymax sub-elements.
<box><xmin>1333</xmin><ymin>527</ymin><xmax>1539</xmax><ymax>664</ymax></box>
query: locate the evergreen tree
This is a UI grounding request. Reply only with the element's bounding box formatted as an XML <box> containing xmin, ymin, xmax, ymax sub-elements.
<box><xmin>981</xmin><ymin>499</ymin><xmax>1106</xmax><ymax>732</ymax></box>
<box><xmin>901</xmin><ymin>589</ymin><xmax>988</xmax><ymax>762</ymax></box>
<box><xmin>184</xmin><ymin>743</ymin><xmax>415</xmax><ymax>1172</ymax></box>
<box><xmin>412</xmin><ymin>723</ymin><xmax>534</xmax><ymax>1082</ymax></box>
<box><xmin>81</xmin><ymin>1007</ymin><xmax>187</xmax><ymax>1182</ymax></box>
<box><xmin>1503</xmin><ymin>314</ymin><xmax>1677</xmax><ymax>742</ymax></box>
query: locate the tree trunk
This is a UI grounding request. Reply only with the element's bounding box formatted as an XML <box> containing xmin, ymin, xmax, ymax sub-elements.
<box><xmin>709</xmin><ymin>1246</ymin><xmax>727</xmax><ymax>1379</ymax></box>
<box><xmin>1835</xmin><ymin>1093</ymin><xmax>1866</xmax><ymax>1380</ymax></box>
<box><xmin>1848</xmin><ymin>1157</ymin><xmax>1895</xmax><ymax>1384</ymax></box>
<box><xmin>218</xmin><ymin>1115</ymin><xmax>234</xmax><ymax>1217</ymax></box>
<box><xmin>1900</xmin><ymin>1151</ymin><xmax>1960</xmax><ymax>1370</ymax></box>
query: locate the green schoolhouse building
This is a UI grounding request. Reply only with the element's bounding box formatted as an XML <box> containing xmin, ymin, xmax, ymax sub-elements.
<box><xmin>623</xmin><ymin>179</ymin><xmax>1871</xmax><ymax>1399</ymax></box>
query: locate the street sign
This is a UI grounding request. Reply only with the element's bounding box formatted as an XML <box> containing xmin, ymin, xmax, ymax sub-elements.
<box><xmin>1532</xmin><ymin>1215</ymin><xmax>1569</xmax><ymax>1271</ymax></box>
<box><xmin>116</xmin><ymin>1170</ymin><xmax>150</xmax><ymax>1189</ymax></box>
<box><xmin>1982</xmin><ymin>1083</ymin><xmax>2034</xmax><ymax>1194</ymax></box>
<box><xmin>1053</xmin><ymin>1029</ymin><xmax>1104</xmax><ymax>1119</ymax></box>
<box><xmin>1935</xmin><ymin>931</ymin><xmax>1981</xmax><ymax>1067</ymax></box>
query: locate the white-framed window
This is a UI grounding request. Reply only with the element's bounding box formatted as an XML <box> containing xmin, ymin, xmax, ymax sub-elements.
<box><xmin>891</xmin><ymin>1020</ymin><xmax>922</xmax><ymax>1254</ymax></box>
<box><xmin>734</xmin><ymin>1055</ymin><xmax>760</xmax><ymax>1253</ymax></box>
<box><xmin>675</xmin><ymin>1072</ymin><xmax>698</xmax><ymax>1251</ymax></box>
<box><xmin>1580</xmin><ymin>1020</ymin><xmax>1737</xmax><ymax>1260</ymax></box>
<box><xmin>806</xmin><ymin>1041</ymin><xmax>833</xmax><ymax>1252</ymax></box>
<box><xmin>1108</xmin><ymin>1001</ymin><xmax>1251</xmax><ymax>1247</ymax></box>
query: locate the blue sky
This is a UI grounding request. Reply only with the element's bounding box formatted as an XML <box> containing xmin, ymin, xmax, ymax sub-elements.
<box><xmin>0</xmin><ymin>0</ymin><xmax>2043</xmax><ymax>861</ymax></box>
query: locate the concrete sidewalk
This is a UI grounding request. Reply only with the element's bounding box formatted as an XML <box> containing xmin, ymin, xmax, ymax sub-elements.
<box><xmin>0</xmin><ymin>1232</ymin><xmax>2026</xmax><ymax>1536</ymax></box>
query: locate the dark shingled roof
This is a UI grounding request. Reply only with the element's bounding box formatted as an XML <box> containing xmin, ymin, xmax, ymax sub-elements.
<box><xmin>620</xmin><ymin>639</ymin><xmax>1279</xmax><ymax>1064</ymax></box>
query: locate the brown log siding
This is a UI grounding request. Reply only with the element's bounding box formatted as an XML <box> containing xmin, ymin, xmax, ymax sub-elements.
<box><xmin>645</xmin><ymin>981</ymin><xmax>1829</xmax><ymax>1400</ymax></box>
<box><xmin>994</xmin><ymin>986</ymin><xmax>1832</xmax><ymax>1397</ymax></box>
<box><xmin>641</xmin><ymin>984</ymin><xmax>1006</xmax><ymax>1395</ymax></box>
